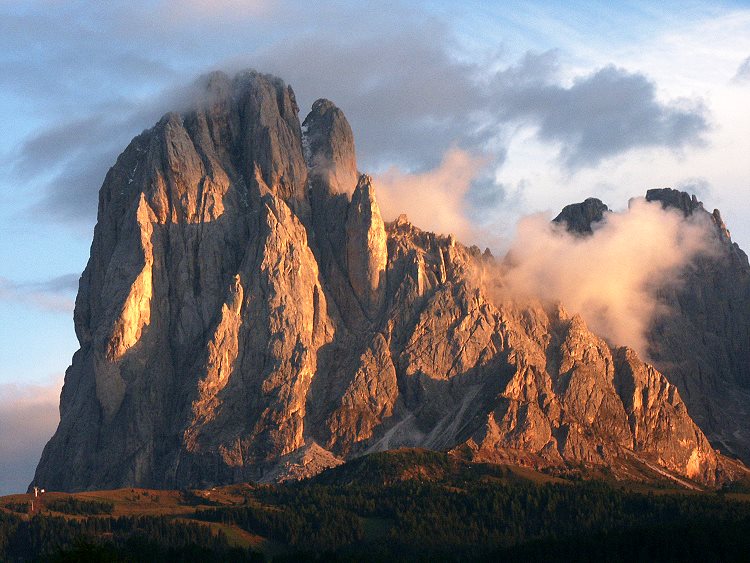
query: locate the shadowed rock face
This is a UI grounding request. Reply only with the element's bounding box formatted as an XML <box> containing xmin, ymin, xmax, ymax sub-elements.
<box><xmin>646</xmin><ymin>188</ymin><xmax>704</xmax><ymax>217</ymax></box>
<box><xmin>553</xmin><ymin>197</ymin><xmax>610</xmax><ymax>234</ymax></box>
<box><xmin>302</xmin><ymin>98</ymin><xmax>358</xmax><ymax>198</ymax></box>
<box><xmin>32</xmin><ymin>71</ymin><xmax>745</xmax><ymax>492</ymax></box>
<box><xmin>645</xmin><ymin>189</ymin><xmax>750</xmax><ymax>463</ymax></box>
<box><xmin>557</xmin><ymin>190</ymin><xmax>750</xmax><ymax>465</ymax></box>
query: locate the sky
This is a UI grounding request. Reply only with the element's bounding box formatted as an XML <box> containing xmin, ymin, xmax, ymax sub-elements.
<box><xmin>1</xmin><ymin>0</ymin><xmax>749</xmax><ymax>494</ymax></box>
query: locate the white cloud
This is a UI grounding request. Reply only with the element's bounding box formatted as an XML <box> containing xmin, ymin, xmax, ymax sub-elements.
<box><xmin>0</xmin><ymin>376</ymin><xmax>62</xmax><ymax>495</ymax></box>
<box><xmin>500</xmin><ymin>198</ymin><xmax>719</xmax><ymax>356</ymax></box>
<box><xmin>374</xmin><ymin>148</ymin><xmax>488</xmax><ymax>243</ymax></box>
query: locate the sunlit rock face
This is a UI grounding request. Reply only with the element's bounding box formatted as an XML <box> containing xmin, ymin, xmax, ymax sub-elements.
<box><xmin>346</xmin><ymin>175</ymin><xmax>387</xmax><ymax>318</ymax></box>
<box><xmin>33</xmin><ymin>71</ymin><xmax>744</xmax><ymax>492</ymax></box>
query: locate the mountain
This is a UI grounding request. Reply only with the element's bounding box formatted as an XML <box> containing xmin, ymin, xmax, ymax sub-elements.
<box><xmin>555</xmin><ymin>189</ymin><xmax>750</xmax><ymax>464</ymax></box>
<box><xmin>32</xmin><ymin>70</ymin><xmax>746</xmax><ymax>492</ymax></box>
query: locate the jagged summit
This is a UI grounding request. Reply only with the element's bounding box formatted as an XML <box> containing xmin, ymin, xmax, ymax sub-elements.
<box><xmin>301</xmin><ymin>98</ymin><xmax>358</xmax><ymax>197</ymax></box>
<box><xmin>553</xmin><ymin>197</ymin><xmax>610</xmax><ymax>234</ymax></box>
<box><xmin>647</xmin><ymin>187</ymin><xmax>736</xmax><ymax>244</ymax></box>
<box><xmin>32</xmin><ymin>71</ymin><xmax>748</xmax><ymax>492</ymax></box>
<box><xmin>554</xmin><ymin>188</ymin><xmax>732</xmax><ymax>244</ymax></box>
<box><xmin>646</xmin><ymin>188</ymin><xmax>704</xmax><ymax>217</ymax></box>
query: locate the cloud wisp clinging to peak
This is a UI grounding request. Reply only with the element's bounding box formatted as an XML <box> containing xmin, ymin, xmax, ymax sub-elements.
<box><xmin>374</xmin><ymin>148</ymin><xmax>489</xmax><ymax>244</ymax></box>
<box><xmin>499</xmin><ymin>198</ymin><xmax>719</xmax><ymax>357</ymax></box>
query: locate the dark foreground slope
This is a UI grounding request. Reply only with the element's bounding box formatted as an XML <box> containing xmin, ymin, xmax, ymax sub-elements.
<box><xmin>7</xmin><ymin>451</ymin><xmax>750</xmax><ymax>562</ymax></box>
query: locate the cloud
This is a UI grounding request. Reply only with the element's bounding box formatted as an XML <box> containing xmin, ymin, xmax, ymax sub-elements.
<box><xmin>497</xmin><ymin>65</ymin><xmax>709</xmax><ymax>168</ymax></box>
<box><xmin>0</xmin><ymin>274</ymin><xmax>78</xmax><ymax>313</ymax></box>
<box><xmin>499</xmin><ymin>198</ymin><xmax>719</xmax><ymax>357</ymax></box>
<box><xmin>1</xmin><ymin>1</ymin><xmax>712</xmax><ymax>226</ymax></box>
<box><xmin>0</xmin><ymin>376</ymin><xmax>62</xmax><ymax>495</ymax></box>
<box><xmin>374</xmin><ymin>149</ymin><xmax>488</xmax><ymax>242</ymax></box>
<box><xmin>734</xmin><ymin>56</ymin><xmax>750</xmax><ymax>82</ymax></box>
<box><xmin>16</xmin><ymin>115</ymin><xmax>118</xmax><ymax>177</ymax></box>
<box><xmin>247</xmin><ymin>20</ymin><xmax>493</xmax><ymax>171</ymax></box>
<box><xmin>0</xmin><ymin>8</ymin><xmax>176</xmax><ymax>107</ymax></box>
<box><xmin>29</xmin><ymin>150</ymin><xmax>118</xmax><ymax>222</ymax></box>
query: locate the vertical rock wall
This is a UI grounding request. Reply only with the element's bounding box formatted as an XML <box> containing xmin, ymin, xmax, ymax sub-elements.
<box><xmin>32</xmin><ymin>72</ymin><xmax>744</xmax><ymax>492</ymax></box>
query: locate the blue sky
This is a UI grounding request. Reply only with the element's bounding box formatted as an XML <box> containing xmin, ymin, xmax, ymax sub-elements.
<box><xmin>1</xmin><ymin>0</ymin><xmax>749</xmax><ymax>494</ymax></box>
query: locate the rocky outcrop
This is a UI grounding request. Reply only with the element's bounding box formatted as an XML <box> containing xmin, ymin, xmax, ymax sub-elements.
<box><xmin>646</xmin><ymin>188</ymin><xmax>705</xmax><ymax>217</ymax></box>
<box><xmin>32</xmin><ymin>71</ymin><xmax>745</xmax><ymax>492</ymax></box>
<box><xmin>454</xmin><ymin>302</ymin><xmax>724</xmax><ymax>485</ymax></box>
<box><xmin>302</xmin><ymin>98</ymin><xmax>358</xmax><ymax>197</ymax></box>
<box><xmin>260</xmin><ymin>442</ymin><xmax>344</xmax><ymax>483</ymax></box>
<box><xmin>345</xmin><ymin>175</ymin><xmax>387</xmax><ymax>318</ymax></box>
<box><xmin>553</xmin><ymin>197</ymin><xmax>610</xmax><ymax>234</ymax></box>
<box><xmin>613</xmin><ymin>347</ymin><xmax>719</xmax><ymax>482</ymax></box>
<box><xmin>35</xmin><ymin>71</ymin><xmax>326</xmax><ymax>489</ymax></box>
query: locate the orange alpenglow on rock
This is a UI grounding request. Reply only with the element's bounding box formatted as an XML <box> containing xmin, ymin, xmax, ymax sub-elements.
<box><xmin>31</xmin><ymin>70</ymin><xmax>750</xmax><ymax>492</ymax></box>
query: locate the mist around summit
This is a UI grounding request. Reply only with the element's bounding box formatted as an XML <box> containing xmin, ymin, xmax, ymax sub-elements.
<box><xmin>23</xmin><ymin>70</ymin><xmax>750</xmax><ymax>497</ymax></box>
<box><xmin>374</xmin><ymin>148</ymin><xmax>721</xmax><ymax>359</ymax></box>
<box><xmin>500</xmin><ymin>198</ymin><xmax>719</xmax><ymax>357</ymax></box>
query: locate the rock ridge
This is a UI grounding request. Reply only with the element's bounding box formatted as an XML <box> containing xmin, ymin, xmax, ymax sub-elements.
<box><xmin>557</xmin><ymin>189</ymin><xmax>750</xmax><ymax>465</ymax></box>
<box><xmin>32</xmin><ymin>71</ymin><xmax>747</xmax><ymax>492</ymax></box>
<box><xmin>553</xmin><ymin>197</ymin><xmax>610</xmax><ymax>234</ymax></box>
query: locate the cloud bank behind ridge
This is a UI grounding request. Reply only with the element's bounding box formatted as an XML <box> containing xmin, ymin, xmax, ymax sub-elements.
<box><xmin>500</xmin><ymin>199</ymin><xmax>719</xmax><ymax>356</ymax></box>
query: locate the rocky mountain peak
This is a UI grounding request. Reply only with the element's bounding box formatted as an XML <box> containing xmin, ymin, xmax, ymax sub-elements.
<box><xmin>646</xmin><ymin>187</ymin><xmax>736</xmax><ymax>243</ymax></box>
<box><xmin>552</xmin><ymin>197</ymin><xmax>609</xmax><ymax>234</ymax></box>
<box><xmin>32</xmin><ymin>70</ymin><xmax>749</xmax><ymax>492</ymax></box>
<box><xmin>302</xmin><ymin>97</ymin><xmax>358</xmax><ymax>198</ymax></box>
<box><xmin>346</xmin><ymin>174</ymin><xmax>387</xmax><ymax>318</ymax></box>
<box><xmin>553</xmin><ymin>188</ymin><xmax>750</xmax><ymax>466</ymax></box>
<box><xmin>199</xmin><ymin>70</ymin><xmax>234</xmax><ymax>106</ymax></box>
<box><xmin>645</xmin><ymin>188</ymin><xmax>704</xmax><ymax>217</ymax></box>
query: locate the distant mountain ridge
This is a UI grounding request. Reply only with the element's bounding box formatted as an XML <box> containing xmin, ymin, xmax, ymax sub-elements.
<box><xmin>555</xmin><ymin>188</ymin><xmax>750</xmax><ymax>463</ymax></box>
<box><xmin>32</xmin><ymin>70</ymin><xmax>748</xmax><ymax>491</ymax></box>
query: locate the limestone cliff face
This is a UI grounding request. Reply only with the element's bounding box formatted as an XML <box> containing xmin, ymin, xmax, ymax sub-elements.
<box><xmin>302</xmin><ymin>98</ymin><xmax>358</xmax><ymax>197</ymax></box>
<box><xmin>346</xmin><ymin>175</ymin><xmax>387</xmax><ymax>318</ymax></box>
<box><xmin>33</xmin><ymin>71</ymin><xmax>744</xmax><ymax>492</ymax></box>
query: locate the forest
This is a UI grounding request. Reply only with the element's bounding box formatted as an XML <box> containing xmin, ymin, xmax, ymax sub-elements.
<box><xmin>2</xmin><ymin>450</ymin><xmax>750</xmax><ymax>561</ymax></box>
